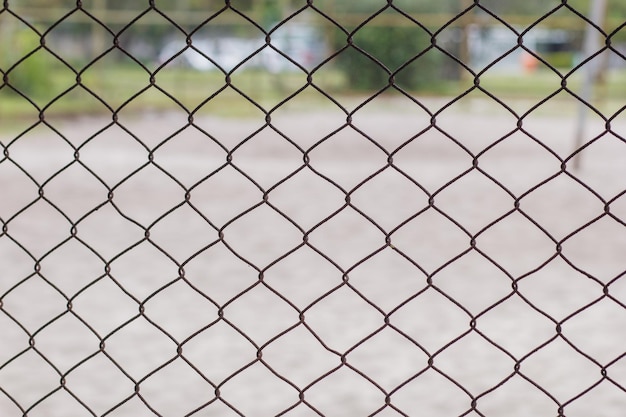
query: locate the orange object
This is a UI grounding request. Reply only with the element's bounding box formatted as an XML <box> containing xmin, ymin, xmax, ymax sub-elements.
<box><xmin>522</xmin><ymin>51</ymin><xmax>539</xmax><ymax>73</ymax></box>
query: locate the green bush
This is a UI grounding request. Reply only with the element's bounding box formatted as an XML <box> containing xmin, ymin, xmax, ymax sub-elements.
<box><xmin>0</xmin><ymin>28</ymin><xmax>53</xmax><ymax>98</ymax></box>
<box><xmin>333</xmin><ymin>25</ymin><xmax>441</xmax><ymax>92</ymax></box>
<box><xmin>543</xmin><ymin>51</ymin><xmax>574</xmax><ymax>69</ymax></box>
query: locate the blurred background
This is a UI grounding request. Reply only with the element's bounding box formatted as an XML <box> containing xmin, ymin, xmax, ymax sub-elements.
<box><xmin>1</xmin><ymin>3</ymin><xmax>626</xmax><ymax>416</ymax></box>
<box><xmin>1</xmin><ymin>0</ymin><xmax>626</xmax><ymax>120</ymax></box>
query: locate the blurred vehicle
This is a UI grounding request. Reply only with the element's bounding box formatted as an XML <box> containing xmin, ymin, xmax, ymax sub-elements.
<box><xmin>259</xmin><ymin>24</ymin><xmax>328</xmax><ymax>72</ymax></box>
<box><xmin>158</xmin><ymin>24</ymin><xmax>327</xmax><ymax>73</ymax></box>
<box><xmin>158</xmin><ymin>37</ymin><xmax>262</xmax><ymax>72</ymax></box>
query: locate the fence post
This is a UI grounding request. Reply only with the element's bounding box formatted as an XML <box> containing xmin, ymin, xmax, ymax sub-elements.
<box><xmin>572</xmin><ymin>0</ymin><xmax>608</xmax><ymax>171</ymax></box>
<box><xmin>457</xmin><ymin>0</ymin><xmax>474</xmax><ymax>82</ymax></box>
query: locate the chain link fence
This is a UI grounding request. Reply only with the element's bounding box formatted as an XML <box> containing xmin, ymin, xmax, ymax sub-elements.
<box><xmin>1</xmin><ymin>1</ymin><xmax>626</xmax><ymax>416</ymax></box>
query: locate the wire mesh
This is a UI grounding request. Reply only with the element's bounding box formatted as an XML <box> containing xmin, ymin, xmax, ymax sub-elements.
<box><xmin>1</xmin><ymin>1</ymin><xmax>626</xmax><ymax>416</ymax></box>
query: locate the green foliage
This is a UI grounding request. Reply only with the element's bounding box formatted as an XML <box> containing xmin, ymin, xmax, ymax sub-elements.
<box><xmin>543</xmin><ymin>51</ymin><xmax>574</xmax><ymax>69</ymax></box>
<box><xmin>334</xmin><ymin>25</ymin><xmax>440</xmax><ymax>92</ymax></box>
<box><xmin>0</xmin><ymin>28</ymin><xmax>53</xmax><ymax>98</ymax></box>
<box><xmin>320</xmin><ymin>1</ymin><xmax>453</xmax><ymax>92</ymax></box>
<box><xmin>328</xmin><ymin>0</ymin><xmax>459</xmax><ymax>14</ymax></box>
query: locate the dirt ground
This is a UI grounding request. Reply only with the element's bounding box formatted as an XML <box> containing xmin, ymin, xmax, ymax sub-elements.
<box><xmin>1</xmin><ymin>94</ymin><xmax>626</xmax><ymax>416</ymax></box>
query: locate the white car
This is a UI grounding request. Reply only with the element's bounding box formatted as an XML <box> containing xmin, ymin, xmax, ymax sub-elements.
<box><xmin>158</xmin><ymin>37</ymin><xmax>262</xmax><ymax>72</ymax></box>
<box><xmin>260</xmin><ymin>24</ymin><xmax>327</xmax><ymax>72</ymax></box>
<box><xmin>158</xmin><ymin>25</ymin><xmax>326</xmax><ymax>73</ymax></box>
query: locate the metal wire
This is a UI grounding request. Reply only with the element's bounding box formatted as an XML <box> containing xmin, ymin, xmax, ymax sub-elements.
<box><xmin>1</xmin><ymin>1</ymin><xmax>625</xmax><ymax>416</ymax></box>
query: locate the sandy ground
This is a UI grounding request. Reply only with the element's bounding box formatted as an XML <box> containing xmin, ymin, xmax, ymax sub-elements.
<box><xmin>1</xmin><ymin>95</ymin><xmax>626</xmax><ymax>416</ymax></box>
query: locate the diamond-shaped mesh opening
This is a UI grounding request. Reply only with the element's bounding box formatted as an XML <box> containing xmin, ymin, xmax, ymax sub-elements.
<box><xmin>476</xmin><ymin>211</ymin><xmax>557</xmax><ymax>277</ymax></box>
<box><xmin>76</xmin><ymin>124</ymin><xmax>148</xmax><ymax>186</ymax></box>
<box><xmin>305</xmin><ymin>285</ymin><xmax>383</xmax><ymax>353</ymax></box>
<box><xmin>561</xmin><ymin>215</ymin><xmax>626</xmax><ymax>283</ymax></box>
<box><xmin>151</xmin><ymin>125</ymin><xmax>227</xmax><ymax>186</ymax></box>
<box><xmin>44</xmin><ymin>114</ymin><xmax>112</xmax><ymax>148</ymax></box>
<box><xmin>307</xmin><ymin>124</ymin><xmax>388</xmax><ymax>191</ymax></box>
<box><xmin>81</xmin><ymin>52</ymin><xmax>150</xmax><ymax>111</ymax></box>
<box><xmin>561</xmin><ymin>298</ymin><xmax>626</xmax><ymax>363</ymax></box>
<box><xmin>219</xmin><ymin>362</ymin><xmax>299</xmax><ymax>417</ymax></box>
<box><xmin>141</xmin><ymin>279</ymin><xmax>218</xmax><ymax>342</ymax></box>
<box><xmin>516</xmin><ymin>256</ymin><xmax>601</xmax><ymax>320</ymax></box>
<box><xmin>192</xmin><ymin>85</ymin><xmax>267</xmax><ymax>118</ymax></box>
<box><xmin>230</xmin><ymin>125</ymin><xmax>304</xmax><ymax>189</ymax></box>
<box><xmin>308</xmin><ymin>205</ymin><xmax>385</xmax><ymax>269</ymax></box>
<box><xmin>476</xmin><ymin>374</ymin><xmax>556</xmax><ymax>416</ymax></box>
<box><xmin>390</xmin><ymin>368</ymin><xmax>470</xmax><ymax>415</ymax></box>
<box><xmin>26</xmin><ymin>388</ymin><xmax>93</xmax><ymax>417</ymax></box>
<box><xmin>570</xmin><ymin>132</ymin><xmax>626</xmax><ymax>198</ymax></box>
<box><xmin>476</xmin><ymin>294</ymin><xmax>556</xmax><ymax>358</ymax></box>
<box><xmin>146</xmin><ymin>203</ymin><xmax>219</xmax><ymax>261</ymax></box>
<box><xmin>304</xmin><ymin>365</ymin><xmax>385</xmax><ymax>416</ymax></box>
<box><xmin>269</xmin><ymin>167</ymin><xmax>345</xmax><ymax>229</ymax></box>
<box><xmin>221</xmin><ymin>203</ymin><xmax>303</xmax><ymax>267</ymax></box>
<box><xmin>0</xmin><ymin>349</ymin><xmax>60</xmax><ymax>410</ymax></box>
<box><xmin>181</xmin><ymin>319</ymin><xmax>256</xmax><ymax>384</ymax></box>
<box><xmin>74</xmin><ymin>202</ymin><xmax>144</xmax><ymax>259</ymax></box>
<box><xmin>3</xmin><ymin>2</ymin><xmax>626</xmax><ymax>416</ymax></box>
<box><xmin>42</xmin><ymin>163</ymin><xmax>109</xmax><ymax>221</ymax></box>
<box><xmin>520</xmin><ymin>337</ymin><xmax>601</xmax><ymax>402</ymax></box>
<box><xmin>392</xmin><ymin>126</ymin><xmax>473</xmax><ymax>193</ymax></box>
<box><xmin>182</xmin><ymin>241</ymin><xmax>258</xmax><ymax>305</ymax></box>
<box><xmin>115</xmin><ymin>9</ymin><xmax>180</xmax><ymax>70</ymax></box>
<box><xmin>34</xmin><ymin>313</ymin><xmax>99</xmax><ymax>372</ymax></box>
<box><xmin>564</xmin><ymin>380</ymin><xmax>626</xmax><ymax>417</ymax></box>
<box><xmin>5</xmin><ymin>124</ymin><xmax>75</xmax><ymax>184</ymax></box>
<box><xmin>433</xmin><ymin>250</ymin><xmax>511</xmax><ymax>315</ymax></box>
<box><xmin>261</xmin><ymin>245</ymin><xmax>340</xmax><ymax>308</ymax></box>
<box><xmin>477</xmin><ymin>129</ymin><xmax>562</xmax><ymax>195</ymax></box>
<box><xmin>519</xmin><ymin>172</ymin><xmax>604</xmax><ymax>239</ymax></box>
<box><xmin>188</xmin><ymin>164</ymin><xmax>262</xmax><ymax>227</ymax></box>
<box><xmin>64</xmin><ymin>353</ymin><xmax>134</xmax><ymax>416</ymax></box>
<box><xmin>113</xmin><ymin>85</ymin><xmax>187</xmax><ymax>117</ymax></box>
<box><xmin>434</xmin><ymin>331</ymin><xmax>514</xmax><ymax>395</ymax></box>
<box><xmin>435</xmin><ymin>169</ymin><xmax>513</xmax><ymax>232</ymax></box>
<box><xmin>262</xmin><ymin>324</ymin><xmax>337</xmax><ymax>388</ymax></box>
<box><xmin>351</xmin><ymin>94</ymin><xmax>433</xmax><ymax>150</ymax></box>
<box><xmin>269</xmin><ymin>97</ymin><xmax>346</xmax><ymax>143</ymax></box>
<box><xmin>222</xmin><ymin>284</ymin><xmax>297</xmax><ymax>345</ymax></box>
<box><xmin>390</xmin><ymin>288</ymin><xmax>470</xmax><ymax>354</ymax></box>
<box><xmin>137</xmin><ymin>357</ymin><xmax>215</xmax><ymax>417</ymax></box>
<box><xmin>347</xmin><ymin>247</ymin><xmax>426</xmax><ymax>312</ymax></box>
<box><xmin>346</xmin><ymin>326</ymin><xmax>429</xmax><ymax>390</ymax></box>
<box><xmin>109</xmin><ymin>241</ymin><xmax>177</xmax><ymax>301</ymax></box>
<box><xmin>2</xmin><ymin>276</ymin><xmax>67</xmax><ymax>333</ymax></box>
<box><xmin>391</xmin><ymin>208</ymin><xmax>470</xmax><ymax>274</ymax></box>
<box><xmin>70</xmin><ymin>277</ymin><xmax>137</xmax><ymax>337</ymax></box>
<box><xmin>350</xmin><ymin>167</ymin><xmax>430</xmax><ymax>230</ymax></box>
<box><xmin>112</xmin><ymin>164</ymin><xmax>184</xmax><ymax>226</ymax></box>
<box><xmin>103</xmin><ymin>316</ymin><xmax>176</xmax><ymax>381</ymax></box>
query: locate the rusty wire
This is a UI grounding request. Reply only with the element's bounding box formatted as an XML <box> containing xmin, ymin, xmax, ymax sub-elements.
<box><xmin>1</xmin><ymin>1</ymin><xmax>626</xmax><ymax>416</ymax></box>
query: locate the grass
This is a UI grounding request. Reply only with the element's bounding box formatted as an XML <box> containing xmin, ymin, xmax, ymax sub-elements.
<box><xmin>477</xmin><ymin>69</ymin><xmax>626</xmax><ymax>100</ymax></box>
<box><xmin>1</xmin><ymin>64</ymin><xmax>335</xmax><ymax>117</ymax></box>
<box><xmin>2</xmin><ymin>60</ymin><xmax>625</xmax><ymax>133</ymax></box>
<box><xmin>0</xmin><ymin>61</ymin><xmax>352</xmax><ymax>117</ymax></box>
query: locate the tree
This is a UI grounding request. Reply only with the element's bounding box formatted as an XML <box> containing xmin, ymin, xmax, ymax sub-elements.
<box><xmin>320</xmin><ymin>1</ymin><xmax>458</xmax><ymax>92</ymax></box>
<box><xmin>332</xmin><ymin>24</ymin><xmax>441</xmax><ymax>92</ymax></box>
